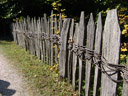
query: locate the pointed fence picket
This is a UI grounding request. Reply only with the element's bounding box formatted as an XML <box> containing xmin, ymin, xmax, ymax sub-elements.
<box><xmin>72</xmin><ymin>23</ymin><xmax>79</xmax><ymax>90</ymax></box>
<box><xmin>93</xmin><ymin>12</ymin><xmax>102</xmax><ymax>96</ymax></box>
<box><xmin>12</xmin><ymin>9</ymin><xmax>128</xmax><ymax>96</ymax></box>
<box><xmin>85</xmin><ymin>13</ymin><xmax>95</xmax><ymax>96</ymax></box>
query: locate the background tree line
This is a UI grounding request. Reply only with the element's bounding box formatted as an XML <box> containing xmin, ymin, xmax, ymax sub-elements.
<box><xmin>0</xmin><ymin>0</ymin><xmax>128</xmax><ymax>37</ymax></box>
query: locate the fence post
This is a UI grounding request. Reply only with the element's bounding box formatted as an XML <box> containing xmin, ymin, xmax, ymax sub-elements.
<box><xmin>93</xmin><ymin>12</ymin><xmax>102</xmax><ymax>96</ymax></box>
<box><xmin>44</xmin><ymin>14</ymin><xmax>49</xmax><ymax>63</ymax></box>
<box><xmin>40</xmin><ymin>17</ymin><xmax>45</xmax><ymax>62</ymax></box>
<box><xmin>100</xmin><ymin>9</ymin><xmax>121</xmax><ymax>96</ymax></box>
<box><xmin>59</xmin><ymin>18</ymin><xmax>70</xmax><ymax>79</ymax></box>
<box><xmin>67</xmin><ymin>19</ymin><xmax>74</xmax><ymax>83</ymax></box>
<box><xmin>54</xmin><ymin>15</ymin><xmax>58</xmax><ymax>64</ymax></box>
<box><xmin>59</xmin><ymin>13</ymin><xmax>63</xmax><ymax>35</ymax></box>
<box><xmin>72</xmin><ymin>23</ymin><xmax>79</xmax><ymax>89</ymax></box>
<box><xmin>85</xmin><ymin>13</ymin><xmax>95</xmax><ymax>96</ymax></box>
<box><xmin>78</xmin><ymin>11</ymin><xmax>85</xmax><ymax>95</ymax></box>
<box><xmin>12</xmin><ymin>23</ymin><xmax>17</xmax><ymax>43</ymax></box>
<box><xmin>50</xmin><ymin>11</ymin><xmax>54</xmax><ymax>65</ymax></box>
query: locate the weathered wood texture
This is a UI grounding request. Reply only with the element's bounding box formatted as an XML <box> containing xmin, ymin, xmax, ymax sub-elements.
<box><xmin>93</xmin><ymin>12</ymin><xmax>102</xmax><ymax>96</ymax></box>
<box><xmin>54</xmin><ymin>16</ymin><xmax>58</xmax><ymax>64</ymax></box>
<box><xmin>12</xmin><ymin>9</ymin><xmax>123</xmax><ymax>96</ymax></box>
<box><xmin>78</xmin><ymin>11</ymin><xmax>85</xmax><ymax>95</ymax></box>
<box><xmin>50</xmin><ymin>11</ymin><xmax>54</xmax><ymax>65</ymax></box>
<box><xmin>85</xmin><ymin>13</ymin><xmax>95</xmax><ymax>96</ymax></box>
<box><xmin>40</xmin><ymin>17</ymin><xmax>44</xmax><ymax>62</ymax></box>
<box><xmin>59</xmin><ymin>18</ymin><xmax>70</xmax><ymax>78</ymax></box>
<box><xmin>100</xmin><ymin>9</ymin><xmax>121</xmax><ymax>96</ymax></box>
<box><xmin>67</xmin><ymin>19</ymin><xmax>74</xmax><ymax>83</ymax></box>
<box><xmin>72</xmin><ymin>23</ymin><xmax>79</xmax><ymax>89</ymax></box>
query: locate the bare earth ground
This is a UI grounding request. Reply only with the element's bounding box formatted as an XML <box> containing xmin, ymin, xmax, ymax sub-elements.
<box><xmin>0</xmin><ymin>51</ymin><xmax>34</xmax><ymax>96</ymax></box>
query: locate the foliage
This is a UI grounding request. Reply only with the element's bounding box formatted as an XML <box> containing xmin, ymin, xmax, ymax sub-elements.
<box><xmin>61</xmin><ymin>0</ymin><xmax>127</xmax><ymax>18</ymax></box>
<box><xmin>118</xmin><ymin>7</ymin><xmax>128</xmax><ymax>62</ymax></box>
<box><xmin>50</xmin><ymin>0</ymin><xmax>67</xmax><ymax>20</ymax></box>
<box><xmin>0</xmin><ymin>0</ymin><xmax>52</xmax><ymax>20</ymax></box>
<box><xmin>1</xmin><ymin>0</ymin><xmax>127</xmax><ymax>20</ymax></box>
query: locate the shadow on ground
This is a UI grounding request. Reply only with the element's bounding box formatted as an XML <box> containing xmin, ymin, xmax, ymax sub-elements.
<box><xmin>0</xmin><ymin>80</ymin><xmax>16</xmax><ymax>96</ymax></box>
<box><xmin>0</xmin><ymin>37</ymin><xmax>13</xmax><ymax>41</ymax></box>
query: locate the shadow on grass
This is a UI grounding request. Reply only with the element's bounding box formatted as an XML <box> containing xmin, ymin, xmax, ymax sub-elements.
<box><xmin>0</xmin><ymin>36</ymin><xmax>13</xmax><ymax>41</ymax></box>
<box><xmin>0</xmin><ymin>37</ymin><xmax>13</xmax><ymax>46</ymax></box>
<box><xmin>0</xmin><ymin>80</ymin><xmax>16</xmax><ymax>96</ymax></box>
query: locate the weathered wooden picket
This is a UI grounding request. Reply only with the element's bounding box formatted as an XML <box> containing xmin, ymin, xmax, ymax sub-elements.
<box><xmin>12</xmin><ymin>9</ymin><xmax>128</xmax><ymax>96</ymax></box>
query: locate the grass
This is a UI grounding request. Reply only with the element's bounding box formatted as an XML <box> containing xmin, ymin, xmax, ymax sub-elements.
<box><xmin>0</xmin><ymin>40</ymin><xmax>78</xmax><ymax>96</ymax></box>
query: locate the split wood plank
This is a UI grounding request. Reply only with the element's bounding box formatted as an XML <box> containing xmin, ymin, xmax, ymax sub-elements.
<box><xmin>50</xmin><ymin>11</ymin><xmax>54</xmax><ymax>65</ymax></box>
<box><xmin>44</xmin><ymin>14</ymin><xmax>49</xmax><ymax>63</ymax></box>
<box><xmin>59</xmin><ymin>18</ymin><xmax>70</xmax><ymax>79</ymax></box>
<box><xmin>93</xmin><ymin>12</ymin><xmax>102</xmax><ymax>96</ymax></box>
<box><xmin>47</xmin><ymin>18</ymin><xmax>50</xmax><ymax>65</ymax></box>
<box><xmin>85</xmin><ymin>13</ymin><xmax>95</xmax><ymax>96</ymax></box>
<box><xmin>43</xmin><ymin>14</ymin><xmax>48</xmax><ymax>63</ymax></box>
<box><xmin>72</xmin><ymin>23</ymin><xmax>79</xmax><ymax>90</ymax></box>
<box><xmin>78</xmin><ymin>11</ymin><xmax>85</xmax><ymax>96</ymax></box>
<box><xmin>40</xmin><ymin>17</ymin><xmax>45</xmax><ymax>62</ymax></box>
<box><xmin>100</xmin><ymin>9</ymin><xmax>121</xmax><ymax>96</ymax></box>
<box><xmin>67</xmin><ymin>19</ymin><xmax>74</xmax><ymax>83</ymax></box>
<box><xmin>59</xmin><ymin>13</ymin><xmax>63</xmax><ymax>35</ymax></box>
<box><xmin>54</xmin><ymin>16</ymin><xmax>58</xmax><ymax>64</ymax></box>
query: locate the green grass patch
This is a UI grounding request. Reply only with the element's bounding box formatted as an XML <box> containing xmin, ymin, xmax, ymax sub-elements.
<box><xmin>0</xmin><ymin>40</ymin><xmax>78</xmax><ymax>96</ymax></box>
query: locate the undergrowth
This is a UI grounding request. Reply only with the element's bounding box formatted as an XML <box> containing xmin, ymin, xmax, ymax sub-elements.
<box><xmin>0</xmin><ymin>40</ymin><xmax>78</xmax><ymax>96</ymax></box>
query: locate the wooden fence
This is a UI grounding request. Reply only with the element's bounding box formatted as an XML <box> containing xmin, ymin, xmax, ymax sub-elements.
<box><xmin>12</xmin><ymin>9</ymin><xmax>128</xmax><ymax>96</ymax></box>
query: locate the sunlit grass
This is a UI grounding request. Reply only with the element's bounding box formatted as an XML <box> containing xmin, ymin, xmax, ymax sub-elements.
<box><xmin>0</xmin><ymin>40</ymin><xmax>78</xmax><ymax>96</ymax></box>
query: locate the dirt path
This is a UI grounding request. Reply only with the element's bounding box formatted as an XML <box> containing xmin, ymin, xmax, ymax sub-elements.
<box><xmin>0</xmin><ymin>52</ymin><xmax>34</xmax><ymax>96</ymax></box>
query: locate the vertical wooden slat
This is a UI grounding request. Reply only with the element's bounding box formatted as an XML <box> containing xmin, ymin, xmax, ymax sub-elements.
<box><xmin>37</xmin><ymin>18</ymin><xmax>41</xmax><ymax>59</ymax></box>
<box><xmin>42</xmin><ymin>19</ymin><xmax>46</xmax><ymax>63</ymax></box>
<box><xmin>47</xmin><ymin>18</ymin><xmax>50</xmax><ymax>64</ymax></box>
<box><xmin>85</xmin><ymin>13</ymin><xmax>95</xmax><ymax>96</ymax></box>
<box><xmin>93</xmin><ymin>12</ymin><xmax>102</xmax><ymax>96</ymax></box>
<box><xmin>59</xmin><ymin>13</ymin><xmax>63</xmax><ymax>34</ymax></box>
<box><xmin>34</xmin><ymin>17</ymin><xmax>39</xmax><ymax>57</ymax></box>
<box><xmin>21</xmin><ymin>21</ymin><xmax>25</xmax><ymax>48</ymax></box>
<box><xmin>13</xmin><ymin>22</ymin><xmax>17</xmax><ymax>43</ymax></box>
<box><xmin>122</xmin><ymin>56</ymin><xmax>128</xmax><ymax>96</ymax></box>
<box><xmin>17</xmin><ymin>22</ymin><xmax>20</xmax><ymax>45</ymax></box>
<box><xmin>50</xmin><ymin>11</ymin><xmax>54</xmax><ymax>65</ymax></box>
<box><xmin>54</xmin><ymin>15</ymin><xmax>58</xmax><ymax>64</ymax></box>
<box><xmin>100</xmin><ymin>9</ymin><xmax>121</xmax><ymax>96</ymax></box>
<box><xmin>12</xmin><ymin>23</ymin><xmax>16</xmax><ymax>43</ymax></box>
<box><xmin>40</xmin><ymin>17</ymin><xmax>45</xmax><ymax>62</ymax></box>
<box><xmin>23</xmin><ymin>18</ymin><xmax>27</xmax><ymax>51</ymax></box>
<box><xmin>72</xmin><ymin>23</ymin><xmax>79</xmax><ymax>89</ymax></box>
<box><xmin>78</xmin><ymin>11</ymin><xmax>85</xmax><ymax>95</ymax></box>
<box><xmin>43</xmin><ymin>14</ymin><xmax>48</xmax><ymax>63</ymax></box>
<box><xmin>67</xmin><ymin>19</ymin><xmax>74</xmax><ymax>83</ymax></box>
<box><xmin>29</xmin><ymin>18</ymin><xmax>34</xmax><ymax>55</ymax></box>
<box><xmin>31</xmin><ymin>18</ymin><xmax>36</xmax><ymax>55</ymax></box>
<box><xmin>44</xmin><ymin>14</ymin><xmax>49</xmax><ymax>63</ymax></box>
<box><xmin>18</xmin><ymin>22</ymin><xmax>21</xmax><ymax>46</ymax></box>
<box><xmin>27</xmin><ymin>16</ymin><xmax>31</xmax><ymax>52</ymax></box>
<box><xmin>16</xmin><ymin>22</ymin><xmax>19</xmax><ymax>44</ymax></box>
<box><xmin>18</xmin><ymin>22</ymin><xmax>22</xmax><ymax>47</ymax></box>
<box><xmin>59</xmin><ymin>18</ymin><xmax>70</xmax><ymax>79</ymax></box>
<box><xmin>22</xmin><ymin>18</ymin><xmax>25</xmax><ymax>49</ymax></box>
<box><xmin>46</xmin><ymin>18</ymin><xmax>51</xmax><ymax>65</ymax></box>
